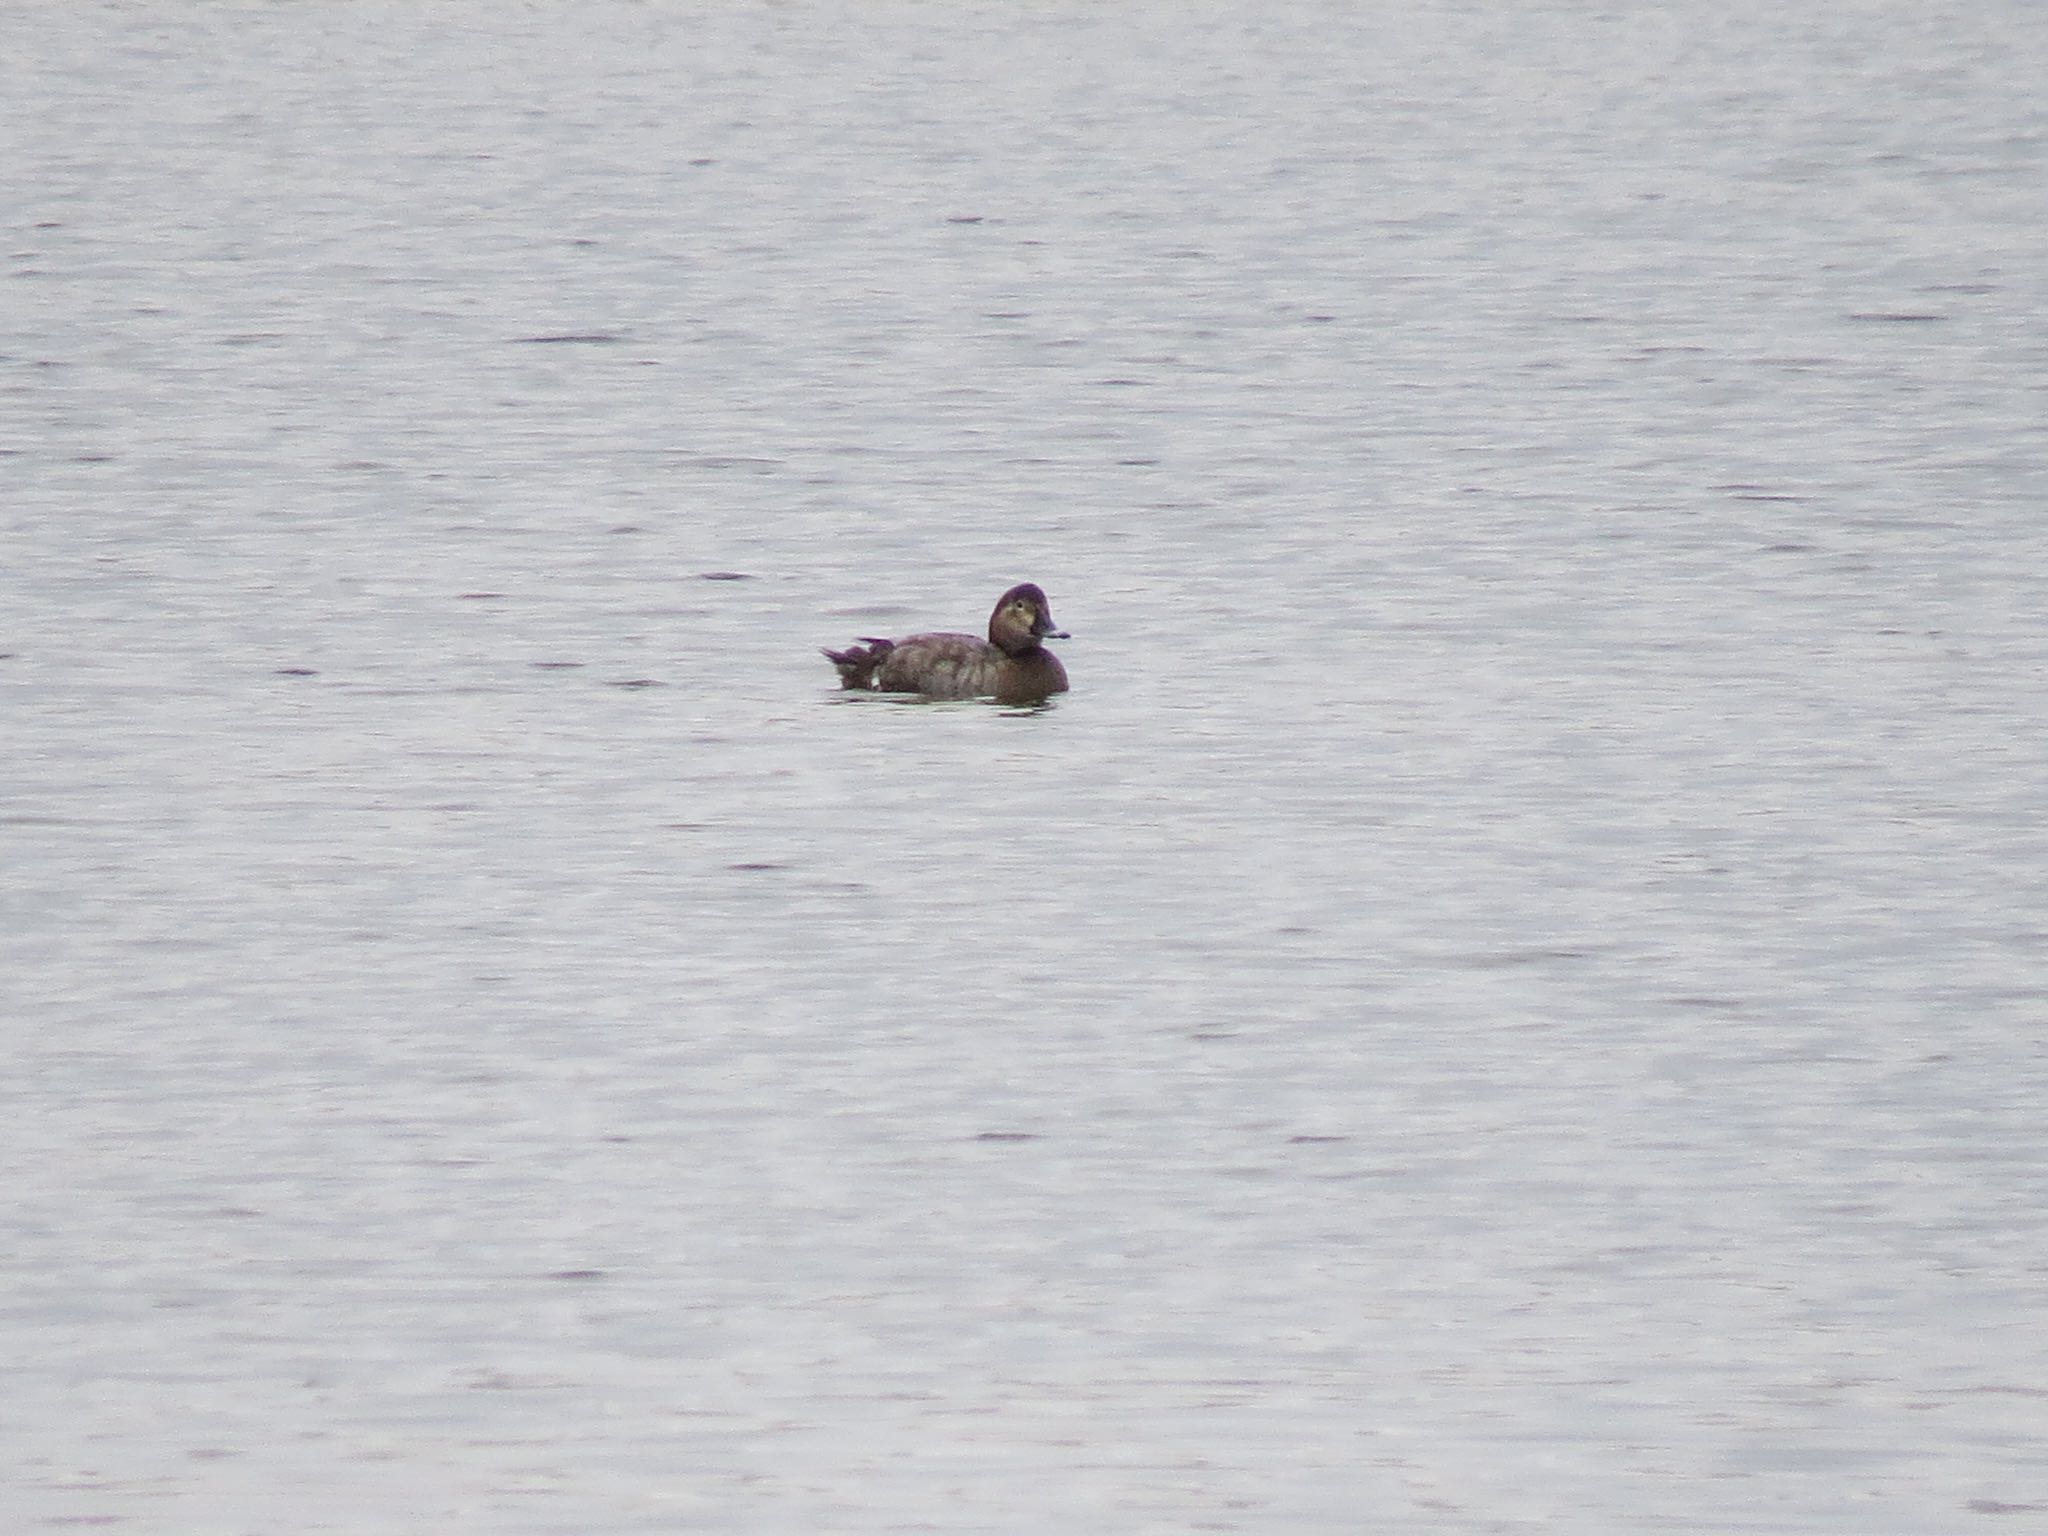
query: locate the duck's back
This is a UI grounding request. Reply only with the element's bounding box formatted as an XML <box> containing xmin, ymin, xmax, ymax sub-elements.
<box><xmin>874</xmin><ymin>632</ymin><xmax>1001</xmax><ymax>700</ymax></box>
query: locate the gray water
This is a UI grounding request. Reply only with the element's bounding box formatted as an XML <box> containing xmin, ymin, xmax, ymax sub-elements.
<box><xmin>5</xmin><ymin>3</ymin><xmax>2046</xmax><ymax>1532</ymax></box>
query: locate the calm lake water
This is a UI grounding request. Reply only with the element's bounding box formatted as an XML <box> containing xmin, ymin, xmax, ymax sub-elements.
<box><xmin>5</xmin><ymin>2</ymin><xmax>2046</xmax><ymax>1532</ymax></box>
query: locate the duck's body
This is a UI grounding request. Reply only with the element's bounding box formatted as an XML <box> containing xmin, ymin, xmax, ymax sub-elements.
<box><xmin>824</xmin><ymin>583</ymin><xmax>1069</xmax><ymax>705</ymax></box>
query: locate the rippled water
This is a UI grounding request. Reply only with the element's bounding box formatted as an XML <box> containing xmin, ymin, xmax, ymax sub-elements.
<box><xmin>6</xmin><ymin>2</ymin><xmax>2046</xmax><ymax>1532</ymax></box>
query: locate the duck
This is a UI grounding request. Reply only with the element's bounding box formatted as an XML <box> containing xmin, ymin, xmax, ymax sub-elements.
<box><xmin>824</xmin><ymin>583</ymin><xmax>1070</xmax><ymax>704</ymax></box>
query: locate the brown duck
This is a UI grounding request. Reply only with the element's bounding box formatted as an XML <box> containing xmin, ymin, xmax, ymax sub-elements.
<box><xmin>824</xmin><ymin>583</ymin><xmax>1070</xmax><ymax>704</ymax></box>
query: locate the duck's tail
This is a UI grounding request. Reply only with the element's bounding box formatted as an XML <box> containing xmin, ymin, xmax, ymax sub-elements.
<box><xmin>822</xmin><ymin>638</ymin><xmax>895</xmax><ymax>690</ymax></box>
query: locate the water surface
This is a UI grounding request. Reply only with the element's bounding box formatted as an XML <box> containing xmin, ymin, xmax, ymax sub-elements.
<box><xmin>5</xmin><ymin>3</ymin><xmax>2046</xmax><ymax>1532</ymax></box>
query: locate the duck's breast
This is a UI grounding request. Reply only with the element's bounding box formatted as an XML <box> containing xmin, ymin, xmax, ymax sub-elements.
<box><xmin>994</xmin><ymin>650</ymin><xmax>1068</xmax><ymax>705</ymax></box>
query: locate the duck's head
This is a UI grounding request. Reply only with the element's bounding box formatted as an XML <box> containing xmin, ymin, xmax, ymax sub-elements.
<box><xmin>988</xmin><ymin>583</ymin><xmax>1069</xmax><ymax>655</ymax></box>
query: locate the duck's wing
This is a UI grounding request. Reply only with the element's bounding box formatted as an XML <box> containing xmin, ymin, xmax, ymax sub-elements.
<box><xmin>874</xmin><ymin>632</ymin><xmax>997</xmax><ymax>699</ymax></box>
